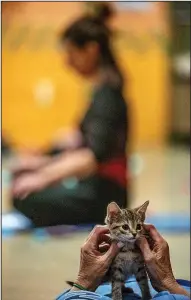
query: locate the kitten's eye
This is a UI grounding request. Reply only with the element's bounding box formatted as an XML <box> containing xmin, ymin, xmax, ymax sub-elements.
<box><xmin>122</xmin><ymin>224</ymin><xmax>129</xmax><ymax>230</ymax></box>
<box><xmin>136</xmin><ymin>224</ymin><xmax>141</xmax><ymax>230</ymax></box>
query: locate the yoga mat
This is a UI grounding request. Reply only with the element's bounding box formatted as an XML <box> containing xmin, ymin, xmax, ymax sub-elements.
<box><xmin>2</xmin><ymin>211</ymin><xmax>32</xmax><ymax>238</ymax></box>
<box><xmin>146</xmin><ymin>214</ymin><xmax>190</xmax><ymax>233</ymax></box>
<box><xmin>2</xmin><ymin>211</ymin><xmax>190</xmax><ymax>239</ymax></box>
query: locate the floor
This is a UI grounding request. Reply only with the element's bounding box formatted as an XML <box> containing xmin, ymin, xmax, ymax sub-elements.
<box><xmin>2</xmin><ymin>147</ymin><xmax>190</xmax><ymax>300</ymax></box>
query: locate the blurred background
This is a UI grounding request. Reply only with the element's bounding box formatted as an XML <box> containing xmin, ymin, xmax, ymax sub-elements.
<box><xmin>2</xmin><ymin>2</ymin><xmax>190</xmax><ymax>300</ymax></box>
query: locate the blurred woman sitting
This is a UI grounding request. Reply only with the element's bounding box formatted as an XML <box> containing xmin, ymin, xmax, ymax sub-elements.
<box><xmin>11</xmin><ymin>3</ymin><xmax>130</xmax><ymax>227</ymax></box>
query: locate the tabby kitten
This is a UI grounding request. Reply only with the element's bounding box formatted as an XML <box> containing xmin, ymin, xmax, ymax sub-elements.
<box><xmin>105</xmin><ymin>201</ymin><xmax>151</xmax><ymax>300</ymax></box>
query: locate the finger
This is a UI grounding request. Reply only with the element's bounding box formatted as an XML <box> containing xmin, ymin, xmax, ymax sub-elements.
<box><xmin>20</xmin><ymin>192</ymin><xmax>29</xmax><ymax>200</ymax></box>
<box><xmin>136</xmin><ymin>237</ymin><xmax>153</xmax><ymax>262</ymax></box>
<box><xmin>98</xmin><ymin>233</ymin><xmax>111</xmax><ymax>245</ymax></box>
<box><xmin>143</xmin><ymin>224</ymin><xmax>164</xmax><ymax>243</ymax></box>
<box><xmin>99</xmin><ymin>243</ymin><xmax>110</xmax><ymax>253</ymax></box>
<box><xmin>12</xmin><ymin>182</ymin><xmax>28</xmax><ymax>199</ymax></box>
<box><xmin>85</xmin><ymin>225</ymin><xmax>109</xmax><ymax>246</ymax></box>
<box><xmin>85</xmin><ymin>225</ymin><xmax>105</xmax><ymax>242</ymax></box>
<box><xmin>11</xmin><ymin>185</ymin><xmax>19</xmax><ymax>196</ymax></box>
<box><xmin>103</xmin><ymin>241</ymin><xmax>123</xmax><ymax>262</ymax></box>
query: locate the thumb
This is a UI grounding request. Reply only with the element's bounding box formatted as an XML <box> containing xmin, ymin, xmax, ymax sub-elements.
<box><xmin>137</xmin><ymin>237</ymin><xmax>152</xmax><ymax>261</ymax></box>
<box><xmin>104</xmin><ymin>241</ymin><xmax>124</xmax><ymax>263</ymax></box>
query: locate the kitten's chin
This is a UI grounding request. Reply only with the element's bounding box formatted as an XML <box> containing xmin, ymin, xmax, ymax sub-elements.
<box><xmin>127</xmin><ymin>238</ymin><xmax>136</xmax><ymax>244</ymax></box>
<box><xmin>113</xmin><ymin>235</ymin><xmax>136</xmax><ymax>243</ymax></box>
<box><xmin>123</xmin><ymin>236</ymin><xmax>137</xmax><ymax>244</ymax></box>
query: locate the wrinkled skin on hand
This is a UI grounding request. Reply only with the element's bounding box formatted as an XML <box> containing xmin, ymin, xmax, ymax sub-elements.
<box><xmin>73</xmin><ymin>225</ymin><xmax>123</xmax><ymax>292</ymax></box>
<box><xmin>137</xmin><ymin>224</ymin><xmax>177</xmax><ymax>292</ymax></box>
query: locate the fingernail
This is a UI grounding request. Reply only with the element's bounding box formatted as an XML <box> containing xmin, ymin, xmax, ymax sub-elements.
<box><xmin>117</xmin><ymin>242</ymin><xmax>124</xmax><ymax>248</ymax></box>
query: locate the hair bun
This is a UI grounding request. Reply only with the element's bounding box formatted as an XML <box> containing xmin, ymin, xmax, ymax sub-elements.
<box><xmin>86</xmin><ymin>3</ymin><xmax>114</xmax><ymax>24</ymax></box>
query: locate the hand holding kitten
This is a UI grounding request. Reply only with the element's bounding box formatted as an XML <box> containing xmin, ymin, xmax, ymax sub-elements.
<box><xmin>137</xmin><ymin>224</ymin><xmax>190</xmax><ymax>297</ymax></box>
<box><xmin>71</xmin><ymin>225</ymin><xmax>123</xmax><ymax>292</ymax></box>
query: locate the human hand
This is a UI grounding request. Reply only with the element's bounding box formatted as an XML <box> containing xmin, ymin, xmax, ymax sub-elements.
<box><xmin>10</xmin><ymin>155</ymin><xmax>49</xmax><ymax>175</ymax></box>
<box><xmin>11</xmin><ymin>172</ymin><xmax>46</xmax><ymax>199</ymax></box>
<box><xmin>137</xmin><ymin>224</ymin><xmax>189</xmax><ymax>296</ymax></box>
<box><xmin>72</xmin><ymin>225</ymin><xmax>123</xmax><ymax>292</ymax></box>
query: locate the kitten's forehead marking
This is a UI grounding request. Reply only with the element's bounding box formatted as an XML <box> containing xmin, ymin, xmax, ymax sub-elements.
<box><xmin>125</xmin><ymin>210</ymin><xmax>136</xmax><ymax>221</ymax></box>
<box><xmin>109</xmin><ymin>209</ymin><xmax>142</xmax><ymax>229</ymax></box>
<box><xmin>124</xmin><ymin>209</ymin><xmax>142</xmax><ymax>228</ymax></box>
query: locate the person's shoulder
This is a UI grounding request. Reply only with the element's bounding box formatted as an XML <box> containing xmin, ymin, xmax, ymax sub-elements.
<box><xmin>94</xmin><ymin>82</ymin><xmax>122</xmax><ymax>97</ymax></box>
<box><xmin>93</xmin><ymin>82</ymin><xmax>126</xmax><ymax>111</ymax></box>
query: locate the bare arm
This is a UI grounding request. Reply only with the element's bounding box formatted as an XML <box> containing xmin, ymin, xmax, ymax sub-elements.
<box><xmin>51</xmin><ymin>127</ymin><xmax>83</xmax><ymax>151</ymax></box>
<box><xmin>11</xmin><ymin>128</ymin><xmax>83</xmax><ymax>175</ymax></box>
<box><xmin>11</xmin><ymin>155</ymin><xmax>51</xmax><ymax>174</ymax></box>
<box><xmin>12</xmin><ymin>148</ymin><xmax>98</xmax><ymax>199</ymax></box>
<box><xmin>39</xmin><ymin>148</ymin><xmax>98</xmax><ymax>186</ymax></box>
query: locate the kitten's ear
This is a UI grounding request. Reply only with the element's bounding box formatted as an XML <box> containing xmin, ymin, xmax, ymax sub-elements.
<box><xmin>107</xmin><ymin>202</ymin><xmax>121</xmax><ymax>218</ymax></box>
<box><xmin>134</xmin><ymin>200</ymin><xmax>149</xmax><ymax>221</ymax></box>
<box><xmin>105</xmin><ymin>202</ymin><xmax>121</xmax><ymax>225</ymax></box>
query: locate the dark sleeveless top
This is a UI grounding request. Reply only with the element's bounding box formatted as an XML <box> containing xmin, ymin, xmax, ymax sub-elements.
<box><xmin>80</xmin><ymin>82</ymin><xmax>128</xmax><ymax>188</ymax></box>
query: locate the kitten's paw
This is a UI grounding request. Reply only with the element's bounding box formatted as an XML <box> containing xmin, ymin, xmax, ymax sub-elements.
<box><xmin>142</xmin><ymin>293</ymin><xmax>152</xmax><ymax>300</ymax></box>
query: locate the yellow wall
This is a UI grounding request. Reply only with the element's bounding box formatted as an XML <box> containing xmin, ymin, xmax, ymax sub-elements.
<box><xmin>2</xmin><ymin>2</ymin><xmax>170</xmax><ymax>152</ymax></box>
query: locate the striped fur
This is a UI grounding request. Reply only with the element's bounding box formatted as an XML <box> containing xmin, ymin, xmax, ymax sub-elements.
<box><xmin>105</xmin><ymin>201</ymin><xmax>151</xmax><ymax>300</ymax></box>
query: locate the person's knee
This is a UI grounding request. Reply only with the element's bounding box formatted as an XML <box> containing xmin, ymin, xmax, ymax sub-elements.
<box><xmin>13</xmin><ymin>197</ymin><xmax>23</xmax><ymax>212</ymax></box>
<box><xmin>13</xmin><ymin>197</ymin><xmax>34</xmax><ymax>220</ymax></box>
<box><xmin>12</xmin><ymin>197</ymin><xmax>42</xmax><ymax>226</ymax></box>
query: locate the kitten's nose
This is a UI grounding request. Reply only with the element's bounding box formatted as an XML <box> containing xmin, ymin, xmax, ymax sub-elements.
<box><xmin>132</xmin><ymin>232</ymin><xmax>137</xmax><ymax>238</ymax></box>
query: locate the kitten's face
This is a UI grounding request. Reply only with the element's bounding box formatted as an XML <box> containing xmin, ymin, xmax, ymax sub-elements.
<box><xmin>105</xmin><ymin>201</ymin><xmax>149</xmax><ymax>243</ymax></box>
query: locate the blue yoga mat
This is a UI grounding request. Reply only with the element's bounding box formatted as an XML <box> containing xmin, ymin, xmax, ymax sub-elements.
<box><xmin>2</xmin><ymin>211</ymin><xmax>32</xmax><ymax>238</ymax></box>
<box><xmin>2</xmin><ymin>211</ymin><xmax>190</xmax><ymax>239</ymax></box>
<box><xmin>146</xmin><ymin>214</ymin><xmax>190</xmax><ymax>233</ymax></box>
